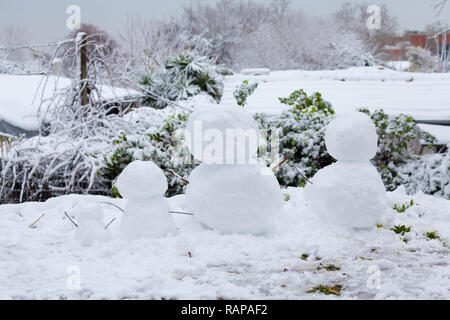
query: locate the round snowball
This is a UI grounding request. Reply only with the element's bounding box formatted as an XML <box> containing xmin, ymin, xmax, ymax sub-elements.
<box><xmin>115</xmin><ymin>161</ymin><xmax>168</xmax><ymax>198</ymax></box>
<box><xmin>186</xmin><ymin>163</ymin><xmax>282</xmax><ymax>235</ymax></box>
<box><xmin>304</xmin><ymin>162</ymin><xmax>388</xmax><ymax>229</ymax></box>
<box><xmin>184</xmin><ymin>106</ymin><xmax>260</xmax><ymax>165</ymax></box>
<box><xmin>325</xmin><ymin>112</ymin><xmax>378</xmax><ymax>161</ymax></box>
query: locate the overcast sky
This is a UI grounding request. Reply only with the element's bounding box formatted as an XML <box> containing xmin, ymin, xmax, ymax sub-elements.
<box><xmin>0</xmin><ymin>0</ymin><xmax>449</xmax><ymax>42</ymax></box>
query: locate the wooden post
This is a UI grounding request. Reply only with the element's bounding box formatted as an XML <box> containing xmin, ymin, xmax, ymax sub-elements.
<box><xmin>78</xmin><ymin>32</ymin><xmax>89</xmax><ymax>106</ymax></box>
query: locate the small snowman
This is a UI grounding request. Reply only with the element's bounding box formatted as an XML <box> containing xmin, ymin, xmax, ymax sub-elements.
<box><xmin>184</xmin><ymin>105</ymin><xmax>282</xmax><ymax>235</ymax></box>
<box><xmin>305</xmin><ymin>111</ymin><xmax>388</xmax><ymax>228</ymax></box>
<box><xmin>115</xmin><ymin>160</ymin><xmax>176</xmax><ymax>239</ymax></box>
<box><xmin>72</xmin><ymin>203</ymin><xmax>110</xmax><ymax>247</ymax></box>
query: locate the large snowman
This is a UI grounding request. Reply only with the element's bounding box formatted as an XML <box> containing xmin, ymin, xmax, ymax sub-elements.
<box><xmin>184</xmin><ymin>106</ymin><xmax>282</xmax><ymax>235</ymax></box>
<box><xmin>305</xmin><ymin>111</ymin><xmax>388</xmax><ymax>228</ymax></box>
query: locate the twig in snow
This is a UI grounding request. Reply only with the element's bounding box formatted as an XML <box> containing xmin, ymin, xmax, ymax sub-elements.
<box><xmin>170</xmin><ymin>211</ymin><xmax>195</xmax><ymax>216</ymax></box>
<box><xmin>295</xmin><ymin>167</ymin><xmax>313</xmax><ymax>185</ymax></box>
<box><xmin>271</xmin><ymin>155</ymin><xmax>291</xmax><ymax>171</ymax></box>
<box><xmin>165</xmin><ymin>169</ymin><xmax>190</xmax><ymax>184</ymax></box>
<box><xmin>29</xmin><ymin>213</ymin><xmax>45</xmax><ymax>229</ymax></box>
<box><xmin>99</xmin><ymin>202</ymin><xmax>126</xmax><ymax>214</ymax></box>
<box><xmin>104</xmin><ymin>217</ymin><xmax>117</xmax><ymax>230</ymax></box>
<box><xmin>64</xmin><ymin>211</ymin><xmax>79</xmax><ymax>228</ymax></box>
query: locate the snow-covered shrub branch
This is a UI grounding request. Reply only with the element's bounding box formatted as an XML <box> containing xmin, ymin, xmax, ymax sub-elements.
<box><xmin>233</xmin><ymin>80</ymin><xmax>259</xmax><ymax>106</ymax></box>
<box><xmin>139</xmin><ymin>51</ymin><xmax>226</xmax><ymax>109</ymax></box>
<box><xmin>399</xmin><ymin>151</ymin><xmax>450</xmax><ymax>199</ymax></box>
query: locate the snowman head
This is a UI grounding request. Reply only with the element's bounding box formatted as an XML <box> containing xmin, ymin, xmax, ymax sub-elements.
<box><xmin>115</xmin><ymin>160</ymin><xmax>168</xmax><ymax>199</ymax></box>
<box><xmin>184</xmin><ymin>106</ymin><xmax>260</xmax><ymax>165</ymax></box>
<box><xmin>325</xmin><ymin>112</ymin><xmax>378</xmax><ymax>161</ymax></box>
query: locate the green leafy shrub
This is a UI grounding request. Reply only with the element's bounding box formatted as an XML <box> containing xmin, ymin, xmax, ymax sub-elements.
<box><xmin>256</xmin><ymin>90</ymin><xmax>336</xmax><ymax>187</ymax></box>
<box><xmin>140</xmin><ymin>51</ymin><xmax>226</xmax><ymax>109</ymax></box>
<box><xmin>233</xmin><ymin>80</ymin><xmax>258</xmax><ymax>106</ymax></box>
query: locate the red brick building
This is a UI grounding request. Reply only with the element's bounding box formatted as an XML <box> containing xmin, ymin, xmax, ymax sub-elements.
<box><xmin>384</xmin><ymin>30</ymin><xmax>450</xmax><ymax>61</ymax></box>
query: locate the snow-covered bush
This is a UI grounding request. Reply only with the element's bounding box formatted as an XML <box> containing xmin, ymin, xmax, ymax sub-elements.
<box><xmin>406</xmin><ymin>46</ymin><xmax>439</xmax><ymax>73</ymax></box>
<box><xmin>398</xmin><ymin>151</ymin><xmax>450</xmax><ymax>199</ymax></box>
<box><xmin>100</xmin><ymin>112</ymin><xmax>196</xmax><ymax>197</ymax></box>
<box><xmin>233</xmin><ymin>80</ymin><xmax>258</xmax><ymax>106</ymax></box>
<box><xmin>0</xmin><ymin>59</ymin><xmax>26</xmax><ymax>74</ymax></box>
<box><xmin>360</xmin><ymin>109</ymin><xmax>436</xmax><ymax>190</ymax></box>
<box><xmin>139</xmin><ymin>51</ymin><xmax>225</xmax><ymax>109</ymax></box>
<box><xmin>256</xmin><ymin>90</ymin><xmax>335</xmax><ymax>187</ymax></box>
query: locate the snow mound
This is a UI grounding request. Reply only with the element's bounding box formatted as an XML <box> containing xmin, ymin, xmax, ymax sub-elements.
<box><xmin>184</xmin><ymin>105</ymin><xmax>260</xmax><ymax>165</ymax></box>
<box><xmin>325</xmin><ymin>112</ymin><xmax>378</xmax><ymax>161</ymax></box>
<box><xmin>186</xmin><ymin>163</ymin><xmax>282</xmax><ymax>235</ymax></box>
<box><xmin>305</xmin><ymin>162</ymin><xmax>388</xmax><ymax>228</ymax></box>
<box><xmin>115</xmin><ymin>160</ymin><xmax>168</xmax><ymax>198</ymax></box>
<box><xmin>71</xmin><ymin>203</ymin><xmax>111</xmax><ymax>247</ymax></box>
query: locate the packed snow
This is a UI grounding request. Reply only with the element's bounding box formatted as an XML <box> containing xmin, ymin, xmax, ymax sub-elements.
<box><xmin>324</xmin><ymin>112</ymin><xmax>378</xmax><ymax>161</ymax></box>
<box><xmin>186</xmin><ymin>163</ymin><xmax>282</xmax><ymax>235</ymax></box>
<box><xmin>1</xmin><ymin>187</ymin><xmax>449</xmax><ymax>299</ymax></box>
<box><xmin>305</xmin><ymin>112</ymin><xmax>388</xmax><ymax>229</ymax></box>
<box><xmin>115</xmin><ymin>161</ymin><xmax>176</xmax><ymax>239</ymax></box>
<box><xmin>305</xmin><ymin>162</ymin><xmax>388</xmax><ymax>229</ymax></box>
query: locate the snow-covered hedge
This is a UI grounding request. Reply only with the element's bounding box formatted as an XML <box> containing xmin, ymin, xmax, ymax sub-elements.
<box><xmin>256</xmin><ymin>90</ymin><xmax>441</xmax><ymax>195</ymax></box>
<box><xmin>399</xmin><ymin>152</ymin><xmax>450</xmax><ymax>199</ymax></box>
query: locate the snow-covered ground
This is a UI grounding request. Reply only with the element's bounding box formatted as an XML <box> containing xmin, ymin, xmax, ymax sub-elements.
<box><xmin>1</xmin><ymin>187</ymin><xmax>449</xmax><ymax>299</ymax></box>
<box><xmin>1</xmin><ymin>66</ymin><xmax>449</xmax><ymax>300</ymax></box>
<box><xmin>222</xmin><ymin>66</ymin><xmax>450</xmax><ymax>143</ymax></box>
<box><xmin>0</xmin><ymin>74</ymin><xmax>139</xmax><ymax>132</ymax></box>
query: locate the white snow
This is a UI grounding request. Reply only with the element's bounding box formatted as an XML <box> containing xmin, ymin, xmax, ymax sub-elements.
<box><xmin>325</xmin><ymin>112</ymin><xmax>378</xmax><ymax>161</ymax></box>
<box><xmin>222</xmin><ymin>66</ymin><xmax>450</xmax><ymax>123</ymax></box>
<box><xmin>186</xmin><ymin>163</ymin><xmax>282</xmax><ymax>235</ymax></box>
<box><xmin>0</xmin><ymin>188</ymin><xmax>449</xmax><ymax>299</ymax></box>
<box><xmin>115</xmin><ymin>161</ymin><xmax>176</xmax><ymax>239</ymax></box>
<box><xmin>306</xmin><ymin>112</ymin><xmax>387</xmax><ymax>228</ymax></box>
<box><xmin>115</xmin><ymin>160</ymin><xmax>168</xmax><ymax>198</ymax></box>
<box><xmin>305</xmin><ymin>162</ymin><xmax>388</xmax><ymax>229</ymax></box>
<box><xmin>0</xmin><ymin>74</ymin><xmax>139</xmax><ymax>132</ymax></box>
<box><xmin>418</xmin><ymin>124</ymin><xmax>450</xmax><ymax>145</ymax></box>
<box><xmin>71</xmin><ymin>203</ymin><xmax>111</xmax><ymax>247</ymax></box>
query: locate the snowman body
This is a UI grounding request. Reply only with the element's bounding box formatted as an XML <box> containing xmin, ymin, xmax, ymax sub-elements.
<box><xmin>72</xmin><ymin>203</ymin><xmax>110</xmax><ymax>247</ymax></box>
<box><xmin>305</xmin><ymin>112</ymin><xmax>388</xmax><ymax>228</ymax></box>
<box><xmin>185</xmin><ymin>106</ymin><xmax>282</xmax><ymax>235</ymax></box>
<box><xmin>115</xmin><ymin>160</ymin><xmax>176</xmax><ymax>239</ymax></box>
